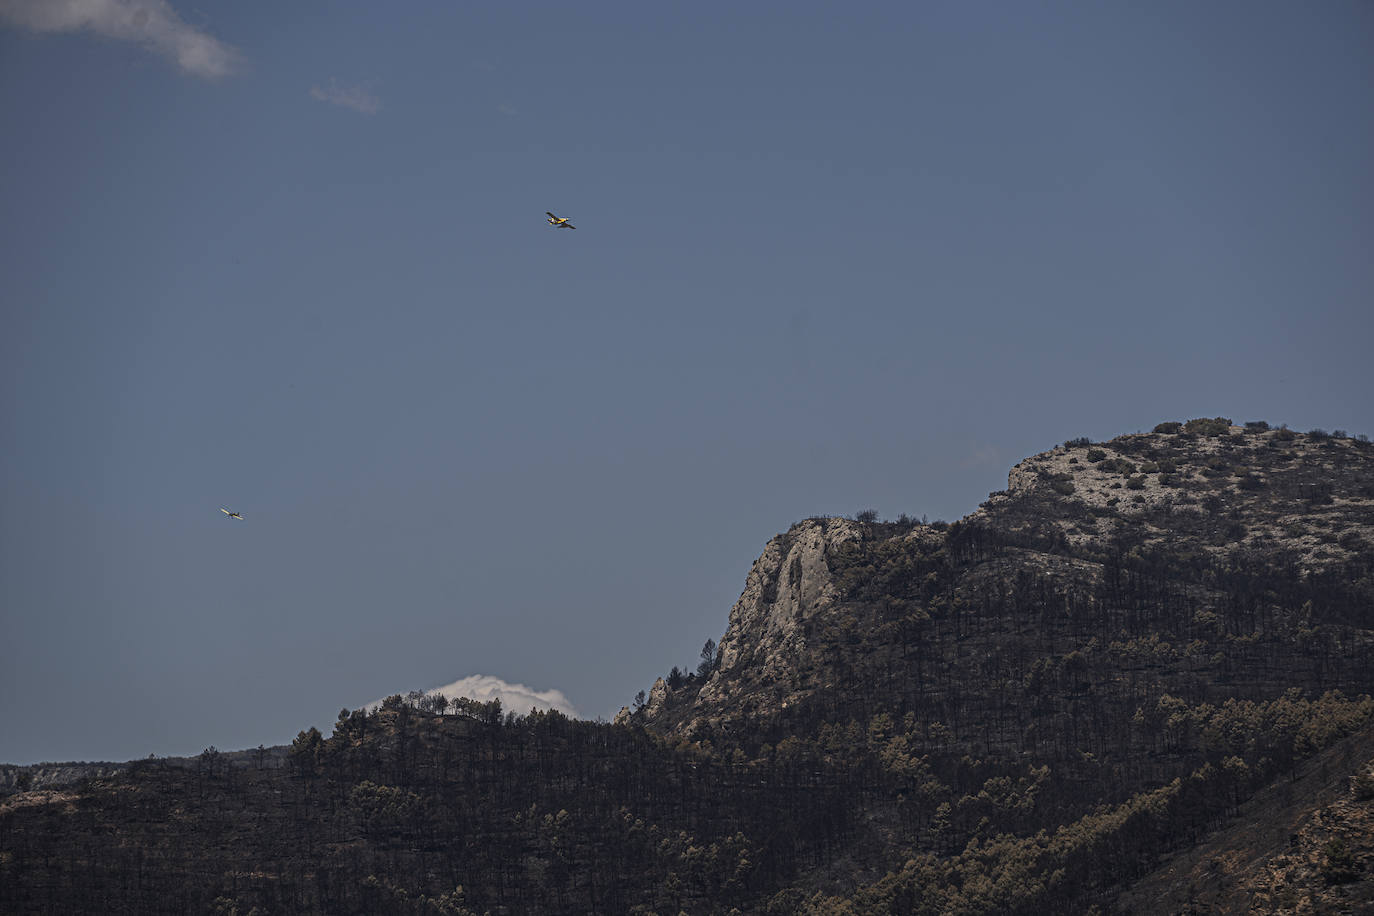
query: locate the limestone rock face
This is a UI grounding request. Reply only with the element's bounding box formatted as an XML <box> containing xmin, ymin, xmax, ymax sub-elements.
<box><xmin>666</xmin><ymin>517</ymin><xmax>863</xmax><ymax>729</ymax></box>
<box><xmin>644</xmin><ymin>677</ymin><xmax>670</xmax><ymax>717</ymax></box>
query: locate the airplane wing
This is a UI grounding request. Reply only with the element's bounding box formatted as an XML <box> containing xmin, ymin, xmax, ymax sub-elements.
<box><xmin>564</xmin><ymin>223</ymin><xmax>576</xmax><ymax>229</ymax></box>
<box><xmin>546</xmin><ymin>212</ymin><xmax>558</xmax><ymax>219</ymax></box>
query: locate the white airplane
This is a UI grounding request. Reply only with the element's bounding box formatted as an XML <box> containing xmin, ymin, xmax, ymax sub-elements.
<box><xmin>220</xmin><ymin>508</ymin><xmax>244</xmax><ymax>520</ymax></box>
<box><xmin>546</xmin><ymin>211</ymin><xmax>576</xmax><ymax>229</ymax></box>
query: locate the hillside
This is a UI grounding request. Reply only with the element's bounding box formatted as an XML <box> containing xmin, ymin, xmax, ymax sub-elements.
<box><xmin>1116</xmin><ymin>726</ymin><xmax>1374</xmax><ymax>914</ymax></box>
<box><xmin>646</xmin><ymin>420</ymin><xmax>1373</xmax><ymax>739</ymax></box>
<box><xmin>3</xmin><ymin>419</ymin><xmax>1372</xmax><ymax>914</ymax></box>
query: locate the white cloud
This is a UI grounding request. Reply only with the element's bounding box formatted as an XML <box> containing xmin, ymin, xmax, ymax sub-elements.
<box><xmin>309</xmin><ymin>79</ymin><xmax>380</xmax><ymax>115</ymax></box>
<box><xmin>0</xmin><ymin>0</ymin><xmax>240</xmax><ymax>79</ymax></box>
<box><xmin>368</xmin><ymin>675</ymin><xmax>580</xmax><ymax>718</ymax></box>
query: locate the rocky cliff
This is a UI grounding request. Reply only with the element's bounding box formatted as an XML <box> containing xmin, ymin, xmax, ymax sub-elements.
<box><xmin>646</xmin><ymin>420</ymin><xmax>1374</xmax><ymax>741</ymax></box>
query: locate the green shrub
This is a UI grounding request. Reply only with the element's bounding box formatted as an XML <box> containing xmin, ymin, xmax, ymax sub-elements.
<box><xmin>1321</xmin><ymin>838</ymin><xmax>1358</xmax><ymax>885</ymax></box>
<box><xmin>1184</xmin><ymin>417</ymin><xmax>1232</xmax><ymax>436</ymax></box>
<box><xmin>1126</xmin><ymin>476</ymin><xmax>1146</xmax><ymax>490</ymax></box>
<box><xmin>1201</xmin><ymin>458</ymin><xmax>1231</xmax><ymax>478</ymax></box>
<box><xmin>1244</xmin><ymin>420</ymin><xmax>1270</xmax><ymax>431</ymax></box>
<box><xmin>1064</xmin><ymin>437</ymin><xmax>1092</xmax><ymax>448</ymax></box>
<box><xmin>1101</xmin><ymin>458</ymin><xmax>1137</xmax><ymax>475</ymax></box>
<box><xmin>1051</xmin><ymin>478</ymin><xmax>1076</xmax><ymax>496</ymax></box>
<box><xmin>1272</xmin><ymin>427</ymin><xmax>1296</xmax><ymax>441</ymax></box>
<box><xmin>1086</xmin><ymin>449</ymin><xmax>1107</xmax><ymax>462</ymax></box>
<box><xmin>1153</xmin><ymin>421</ymin><xmax>1183</xmax><ymax>434</ymax></box>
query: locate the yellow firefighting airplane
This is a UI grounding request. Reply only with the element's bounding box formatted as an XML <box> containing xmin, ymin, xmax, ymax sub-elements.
<box><xmin>220</xmin><ymin>508</ymin><xmax>244</xmax><ymax>520</ymax></box>
<box><xmin>546</xmin><ymin>211</ymin><xmax>576</xmax><ymax>229</ymax></box>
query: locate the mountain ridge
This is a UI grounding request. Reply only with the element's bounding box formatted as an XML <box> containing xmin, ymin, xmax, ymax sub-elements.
<box><xmin>4</xmin><ymin>417</ymin><xmax>1372</xmax><ymax>914</ymax></box>
<box><xmin>641</xmin><ymin>420</ymin><xmax>1374</xmax><ymax>740</ymax></box>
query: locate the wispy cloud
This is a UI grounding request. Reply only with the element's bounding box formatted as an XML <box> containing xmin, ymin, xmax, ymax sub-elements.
<box><xmin>960</xmin><ymin>443</ymin><xmax>1003</xmax><ymax>470</ymax></box>
<box><xmin>309</xmin><ymin>79</ymin><xmax>380</xmax><ymax>115</ymax></box>
<box><xmin>0</xmin><ymin>0</ymin><xmax>240</xmax><ymax>79</ymax></box>
<box><xmin>368</xmin><ymin>675</ymin><xmax>580</xmax><ymax>718</ymax></box>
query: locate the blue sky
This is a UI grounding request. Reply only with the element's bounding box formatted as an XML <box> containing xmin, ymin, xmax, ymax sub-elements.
<box><xmin>2</xmin><ymin>1</ymin><xmax>1371</xmax><ymax>764</ymax></box>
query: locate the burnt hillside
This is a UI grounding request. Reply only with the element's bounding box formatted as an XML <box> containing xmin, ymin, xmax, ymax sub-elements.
<box><xmin>3</xmin><ymin>419</ymin><xmax>1372</xmax><ymax>914</ymax></box>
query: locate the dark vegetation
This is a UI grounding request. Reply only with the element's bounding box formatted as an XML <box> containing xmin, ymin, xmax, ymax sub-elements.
<box><xmin>721</xmin><ymin>521</ymin><xmax>1374</xmax><ymax>911</ymax></box>
<box><xmin>3</xmin><ymin>420</ymin><xmax>1372</xmax><ymax>914</ymax></box>
<box><xmin>2</xmin><ymin>698</ymin><xmax>852</xmax><ymax>914</ymax></box>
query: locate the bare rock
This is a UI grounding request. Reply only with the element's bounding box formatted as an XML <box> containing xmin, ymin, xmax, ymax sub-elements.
<box><xmin>671</xmin><ymin>517</ymin><xmax>864</xmax><ymax>730</ymax></box>
<box><xmin>644</xmin><ymin>677</ymin><xmax>670</xmax><ymax>717</ymax></box>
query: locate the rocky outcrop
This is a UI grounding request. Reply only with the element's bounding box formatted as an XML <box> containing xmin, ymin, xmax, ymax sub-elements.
<box><xmin>0</xmin><ymin>763</ymin><xmax>127</xmax><ymax>794</ymax></box>
<box><xmin>714</xmin><ymin>517</ymin><xmax>861</xmax><ymax>672</ymax></box>
<box><xmin>664</xmin><ymin>517</ymin><xmax>863</xmax><ymax>729</ymax></box>
<box><xmin>644</xmin><ymin>677</ymin><xmax>670</xmax><ymax>717</ymax></box>
<box><xmin>981</xmin><ymin>423</ymin><xmax>1374</xmax><ymax>567</ymax></box>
